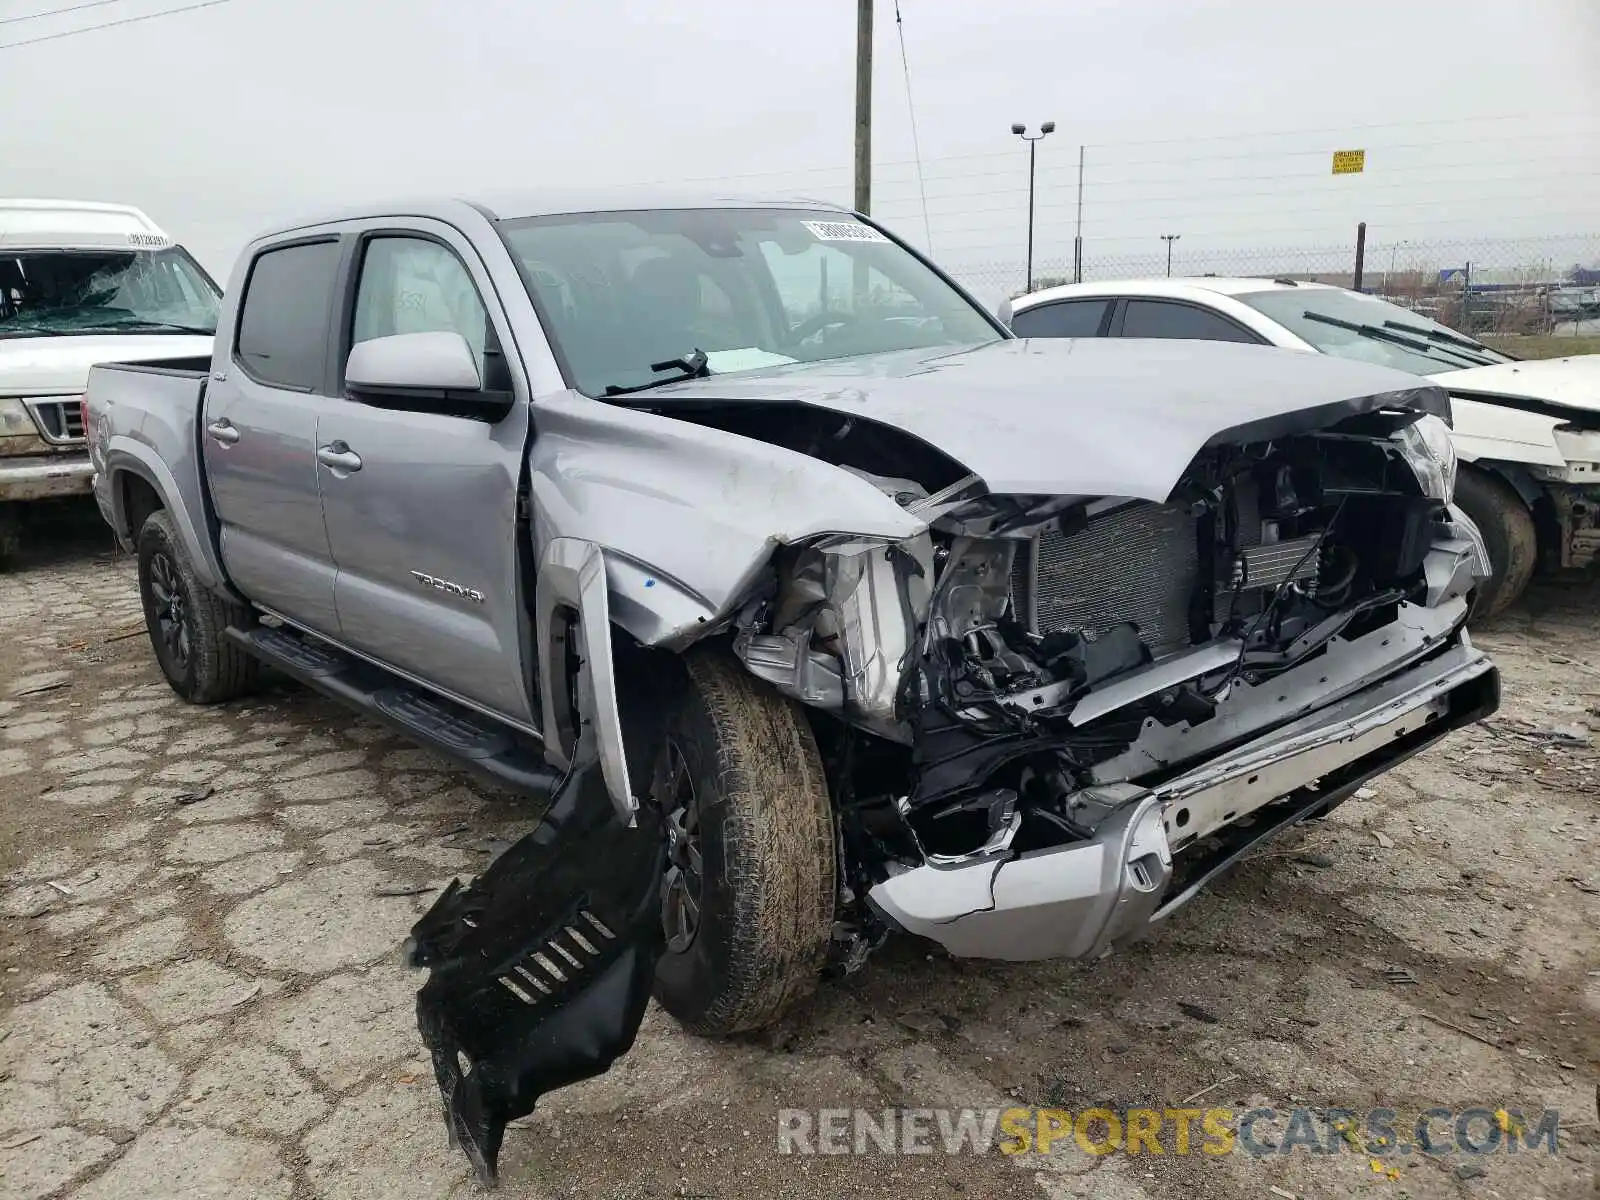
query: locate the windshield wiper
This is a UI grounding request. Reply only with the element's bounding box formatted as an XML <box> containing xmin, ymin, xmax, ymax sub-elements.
<box><xmin>1300</xmin><ymin>311</ymin><xmax>1470</xmax><ymax>364</ymax></box>
<box><xmin>601</xmin><ymin>348</ymin><xmax>712</xmax><ymax>397</ymax></box>
<box><xmin>1378</xmin><ymin>319</ymin><xmax>1499</xmax><ymax>364</ymax></box>
<box><xmin>93</xmin><ymin>319</ymin><xmax>217</xmax><ymax>336</ymax></box>
<box><xmin>0</xmin><ymin>326</ymin><xmax>72</xmax><ymax>338</ymax></box>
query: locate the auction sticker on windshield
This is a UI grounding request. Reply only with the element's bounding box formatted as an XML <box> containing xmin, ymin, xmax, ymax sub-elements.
<box><xmin>802</xmin><ymin>220</ymin><xmax>890</xmax><ymax>243</ymax></box>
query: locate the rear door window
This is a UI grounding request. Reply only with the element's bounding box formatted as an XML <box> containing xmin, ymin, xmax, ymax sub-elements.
<box><xmin>1118</xmin><ymin>299</ymin><xmax>1260</xmax><ymax>343</ymax></box>
<box><xmin>1010</xmin><ymin>299</ymin><xmax>1111</xmax><ymax>338</ymax></box>
<box><xmin>234</xmin><ymin>240</ymin><xmax>342</xmax><ymax>391</ymax></box>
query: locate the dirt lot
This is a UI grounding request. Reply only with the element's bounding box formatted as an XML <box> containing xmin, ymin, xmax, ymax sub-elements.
<box><xmin>1</xmin><ymin>510</ymin><xmax>1595</xmax><ymax>1200</ymax></box>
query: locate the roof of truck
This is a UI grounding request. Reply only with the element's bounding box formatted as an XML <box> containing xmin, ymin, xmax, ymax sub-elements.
<box><xmin>475</xmin><ymin>190</ymin><xmax>855</xmax><ymax>220</ymax></box>
<box><xmin>0</xmin><ymin>198</ymin><xmax>172</xmax><ymax>250</ymax></box>
<box><xmin>271</xmin><ymin>190</ymin><xmax>857</xmax><ymax>237</ymax></box>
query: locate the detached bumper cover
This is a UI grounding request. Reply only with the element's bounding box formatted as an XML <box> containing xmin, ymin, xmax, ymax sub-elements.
<box><xmin>0</xmin><ymin>452</ymin><xmax>93</xmax><ymax>501</ymax></box>
<box><xmin>868</xmin><ymin>642</ymin><xmax>1499</xmax><ymax>961</ymax></box>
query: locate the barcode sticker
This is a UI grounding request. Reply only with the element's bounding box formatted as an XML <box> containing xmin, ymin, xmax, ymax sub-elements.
<box><xmin>802</xmin><ymin>220</ymin><xmax>889</xmax><ymax>244</ymax></box>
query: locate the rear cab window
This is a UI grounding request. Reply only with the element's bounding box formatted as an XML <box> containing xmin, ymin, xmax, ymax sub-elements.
<box><xmin>234</xmin><ymin>240</ymin><xmax>342</xmax><ymax>391</ymax></box>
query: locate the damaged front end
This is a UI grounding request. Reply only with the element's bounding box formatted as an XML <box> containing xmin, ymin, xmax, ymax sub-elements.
<box><xmin>733</xmin><ymin>408</ymin><xmax>1500</xmax><ymax>963</ymax></box>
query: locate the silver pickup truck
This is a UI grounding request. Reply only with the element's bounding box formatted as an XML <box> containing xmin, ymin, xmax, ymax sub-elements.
<box><xmin>86</xmin><ymin>192</ymin><xmax>1499</xmax><ymax>1183</ymax></box>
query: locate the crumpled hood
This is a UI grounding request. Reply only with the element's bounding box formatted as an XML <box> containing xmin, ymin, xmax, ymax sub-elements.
<box><xmin>639</xmin><ymin>338</ymin><xmax>1447</xmax><ymax>500</ymax></box>
<box><xmin>1429</xmin><ymin>354</ymin><xmax>1600</xmax><ymax>414</ymax></box>
<box><xmin>0</xmin><ymin>333</ymin><xmax>213</xmax><ymax>395</ymax></box>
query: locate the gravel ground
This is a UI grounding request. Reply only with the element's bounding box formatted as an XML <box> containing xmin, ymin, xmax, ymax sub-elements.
<box><xmin>0</xmin><ymin>510</ymin><xmax>1595</xmax><ymax>1200</ymax></box>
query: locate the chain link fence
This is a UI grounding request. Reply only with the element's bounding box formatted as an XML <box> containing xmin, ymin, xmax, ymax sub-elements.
<box><xmin>944</xmin><ymin>232</ymin><xmax>1600</xmax><ymax>335</ymax></box>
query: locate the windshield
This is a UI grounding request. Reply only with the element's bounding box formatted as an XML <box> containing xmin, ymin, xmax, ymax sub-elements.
<box><xmin>497</xmin><ymin>208</ymin><xmax>1001</xmax><ymax>395</ymax></box>
<box><xmin>0</xmin><ymin>247</ymin><xmax>221</xmax><ymax>340</ymax></box>
<box><xmin>1236</xmin><ymin>287</ymin><xmax>1513</xmax><ymax>375</ymax></box>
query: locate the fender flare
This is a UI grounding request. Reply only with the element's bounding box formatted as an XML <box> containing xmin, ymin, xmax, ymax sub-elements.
<box><xmin>102</xmin><ymin>440</ymin><xmax>236</xmax><ymax>597</ymax></box>
<box><xmin>535</xmin><ymin>537</ymin><xmax>637</xmax><ymax>826</ymax></box>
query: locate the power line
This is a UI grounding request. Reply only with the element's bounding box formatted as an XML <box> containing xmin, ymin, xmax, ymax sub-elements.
<box><xmin>869</xmin><ymin>169</ymin><xmax>1600</xmax><ymax>221</ymax></box>
<box><xmin>941</xmin><ymin>230</ymin><xmax>1600</xmax><ymax>268</ymax></box>
<box><xmin>0</xmin><ymin>0</ymin><xmax>235</xmax><ymax>49</ymax></box>
<box><xmin>931</xmin><ymin>213</ymin><xmax>1600</xmax><ymax>255</ymax></box>
<box><xmin>1080</xmin><ymin>111</ymin><xmax>1556</xmax><ymax>151</ymax></box>
<box><xmin>0</xmin><ymin>0</ymin><xmax>130</xmax><ymax>26</ymax></box>
<box><xmin>865</xmin><ymin>151</ymin><xmax>1600</xmax><ymax>207</ymax></box>
<box><xmin>892</xmin><ymin>0</ymin><xmax>932</xmax><ymax>254</ymax></box>
<box><xmin>575</xmin><ymin>114</ymin><xmax>1600</xmax><ymax>192</ymax></box>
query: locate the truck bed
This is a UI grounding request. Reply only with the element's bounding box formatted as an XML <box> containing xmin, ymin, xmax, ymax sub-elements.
<box><xmin>86</xmin><ymin>359</ymin><xmax>232</xmax><ymax>592</ymax></box>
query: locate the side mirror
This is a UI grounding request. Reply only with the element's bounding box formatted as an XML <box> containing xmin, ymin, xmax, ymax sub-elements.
<box><xmin>345</xmin><ymin>331</ymin><xmax>510</xmax><ymax>419</ymax></box>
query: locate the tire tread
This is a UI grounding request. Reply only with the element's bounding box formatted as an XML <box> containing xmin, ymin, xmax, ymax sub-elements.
<box><xmin>664</xmin><ymin>646</ymin><xmax>835</xmax><ymax>1034</ymax></box>
<box><xmin>1454</xmin><ymin>468</ymin><xmax>1537</xmax><ymax>619</ymax></box>
<box><xmin>138</xmin><ymin>510</ymin><xmax>258</xmax><ymax>703</ymax></box>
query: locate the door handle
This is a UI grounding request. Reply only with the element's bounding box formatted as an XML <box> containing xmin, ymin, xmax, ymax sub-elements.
<box><xmin>206</xmin><ymin>419</ymin><xmax>241</xmax><ymax>445</ymax></box>
<box><xmin>316</xmin><ymin>442</ymin><xmax>363</xmax><ymax>473</ymax></box>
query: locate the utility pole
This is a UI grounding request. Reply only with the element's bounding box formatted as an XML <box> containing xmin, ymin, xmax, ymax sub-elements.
<box><xmin>1074</xmin><ymin>144</ymin><xmax>1085</xmax><ymax>283</ymax></box>
<box><xmin>1012</xmin><ymin>121</ymin><xmax>1055</xmax><ymax>292</ymax></box>
<box><xmin>1161</xmin><ymin>233</ymin><xmax>1180</xmax><ymax>277</ymax></box>
<box><xmin>854</xmin><ymin>0</ymin><xmax>873</xmax><ymax>216</ymax></box>
<box><xmin>853</xmin><ymin>0</ymin><xmax>873</xmax><ymax>308</ymax></box>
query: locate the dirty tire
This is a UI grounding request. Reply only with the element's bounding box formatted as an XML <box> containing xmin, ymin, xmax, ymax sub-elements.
<box><xmin>651</xmin><ymin>645</ymin><xmax>835</xmax><ymax>1036</ymax></box>
<box><xmin>1453</xmin><ymin>467</ymin><xmax>1537</xmax><ymax>620</ymax></box>
<box><xmin>137</xmin><ymin>509</ymin><xmax>259</xmax><ymax>704</ymax></box>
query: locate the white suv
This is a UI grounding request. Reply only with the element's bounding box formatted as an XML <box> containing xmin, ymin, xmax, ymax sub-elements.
<box><xmin>1003</xmin><ymin>277</ymin><xmax>1600</xmax><ymax>616</ymax></box>
<box><xmin>0</xmin><ymin>199</ymin><xmax>219</xmax><ymax>560</ymax></box>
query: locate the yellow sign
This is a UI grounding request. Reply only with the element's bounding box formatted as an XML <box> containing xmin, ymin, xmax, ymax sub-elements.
<box><xmin>1332</xmin><ymin>149</ymin><xmax>1366</xmax><ymax>175</ymax></box>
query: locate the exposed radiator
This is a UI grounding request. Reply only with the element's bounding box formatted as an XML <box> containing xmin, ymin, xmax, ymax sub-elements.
<box><xmin>1012</xmin><ymin>502</ymin><xmax>1200</xmax><ymax>660</ymax></box>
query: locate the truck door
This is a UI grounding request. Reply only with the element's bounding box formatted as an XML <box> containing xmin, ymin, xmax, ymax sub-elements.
<box><xmin>316</xmin><ymin>226</ymin><xmax>537</xmax><ymax>726</ymax></box>
<box><xmin>203</xmin><ymin>237</ymin><xmax>343</xmax><ymax>634</ymax></box>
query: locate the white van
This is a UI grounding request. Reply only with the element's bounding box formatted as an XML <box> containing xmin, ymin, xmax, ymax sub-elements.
<box><xmin>0</xmin><ymin>199</ymin><xmax>219</xmax><ymax>560</ymax></box>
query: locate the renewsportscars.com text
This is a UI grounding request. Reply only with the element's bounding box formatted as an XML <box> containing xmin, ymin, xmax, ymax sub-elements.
<box><xmin>776</xmin><ymin>1106</ymin><xmax>1561</xmax><ymax>1158</ymax></box>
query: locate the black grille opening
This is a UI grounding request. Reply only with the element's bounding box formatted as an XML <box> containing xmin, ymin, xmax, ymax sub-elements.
<box><xmin>28</xmin><ymin>400</ymin><xmax>85</xmax><ymax>443</ymax></box>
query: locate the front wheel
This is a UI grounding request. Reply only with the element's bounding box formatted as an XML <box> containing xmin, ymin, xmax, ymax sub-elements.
<box><xmin>1453</xmin><ymin>468</ymin><xmax>1537</xmax><ymax>620</ymax></box>
<box><xmin>650</xmin><ymin>646</ymin><xmax>836</xmax><ymax>1036</ymax></box>
<box><xmin>137</xmin><ymin>510</ymin><xmax>259</xmax><ymax>703</ymax></box>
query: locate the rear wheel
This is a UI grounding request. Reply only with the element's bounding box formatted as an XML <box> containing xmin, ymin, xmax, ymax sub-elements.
<box><xmin>137</xmin><ymin>510</ymin><xmax>259</xmax><ymax>703</ymax></box>
<box><xmin>650</xmin><ymin>646</ymin><xmax>836</xmax><ymax>1036</ymax></box>
<box><xmin>1453</xmin><ymin>468</ymin><xmax>1537</xmax><ymax>620</ymax></box>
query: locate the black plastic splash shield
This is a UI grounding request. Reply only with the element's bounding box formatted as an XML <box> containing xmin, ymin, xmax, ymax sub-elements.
<box><xmin>407</xmin><ymin>762</ymin><xmax>666</xmax><ymax>1185</ymax></box>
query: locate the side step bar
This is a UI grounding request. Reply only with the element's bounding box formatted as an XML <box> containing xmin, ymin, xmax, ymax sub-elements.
<box><xmin>225</xmin><ymin>625</ymin><xmax>562</xmax><ymax>798</ymax></box>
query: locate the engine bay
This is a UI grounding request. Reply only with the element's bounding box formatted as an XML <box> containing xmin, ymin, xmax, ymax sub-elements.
<box><xmin>732</xmin><ymin>410</ymin><xmax>1478</xmax><ymax>886</ymax></box>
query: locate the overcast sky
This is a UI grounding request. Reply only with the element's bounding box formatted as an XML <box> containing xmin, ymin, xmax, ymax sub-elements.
<box><xmin>3</xmin><ymin>0</ymin><xmax>1596</xmax><ymax>284</ymax></box>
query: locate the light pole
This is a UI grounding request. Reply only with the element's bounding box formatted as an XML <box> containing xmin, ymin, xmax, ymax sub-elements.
<box><xmin>1012</xmin><ymin>121</ymin><xmax>1055</xmax><ymax>292</ymax></box>
<box><xmin>1161</xmin><ymin>233</ymin><xmax>1181</xmax><ymax>277</ymax></box>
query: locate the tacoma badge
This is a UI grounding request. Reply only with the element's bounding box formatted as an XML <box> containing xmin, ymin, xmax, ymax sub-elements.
<box><xmin>411</xmin><ymin>571</ymin><xmax>486</xmax><ymax>604</ymax></box>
